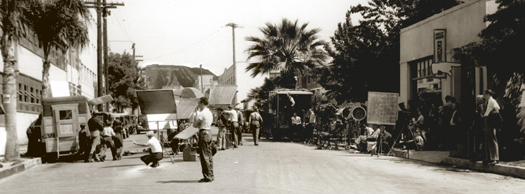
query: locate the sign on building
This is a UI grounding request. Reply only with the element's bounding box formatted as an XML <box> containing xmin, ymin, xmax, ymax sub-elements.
<box><xmin>434</xmin><ymin>29</ymin><xmax>446</xmax><ymax>63</ymax></box>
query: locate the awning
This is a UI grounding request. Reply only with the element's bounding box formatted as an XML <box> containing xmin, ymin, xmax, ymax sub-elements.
<box><xmin>174</xmin><ymin>126</ymin><xmax>199</xmax><ymax>140</ymax></box>
<box><xmin>137</xmin><ymin>90</ymin><xmax>177</xmax><ymax>114</ymax></box>
<box><xmin>209</xmin><ymin>85</ymin><xmax>237</xmax><ymax>105</ymax></box>
<box><xmin>431</xmin><ymin>62</ymin><xmax>461</xmax><ymax>77</ymax></box>
<box><xmin>88</xmin><ymin>95</ymin><xmax>113</xmax><ymax>105</ymax></box>
<box><xmin>165</xmin><ymin>98</ymin><xmax>199</xmax><ymax>120</ymax></box>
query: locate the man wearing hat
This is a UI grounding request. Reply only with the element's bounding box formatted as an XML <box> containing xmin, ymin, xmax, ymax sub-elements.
<box><xmin>193</xmin><ymin>97</ymin><xmax>215</xmax><ymax>182</ymax></box>
<box><xmin>133</xmin><ymin>131</ymin><xmax>163</xmax><ymax>168</ymax></box>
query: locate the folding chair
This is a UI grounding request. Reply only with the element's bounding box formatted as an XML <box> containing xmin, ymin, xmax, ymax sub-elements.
<box><xmin>160</xmin><ymin>132</ymin><xmax>176</xmax><ymax>164</ymax></box>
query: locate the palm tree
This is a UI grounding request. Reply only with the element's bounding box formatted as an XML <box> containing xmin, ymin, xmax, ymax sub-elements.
<box><xmin>245</xmin><ymin>18</ymin><xmax>329</xmax><ymax>78</ymax></box>
<box><xmin>33</xmin><ymin>0</ymin><xmax>90</xmax><ymax>100</ymax></box>
<box><xmin>244</xmin><ymin>87</ymin><xmax>263</xmax><ymax>103</ymax></box>
<box><xmin>1</xmin><ymin>0</ymin><xmax>39</xmax><ymax>161</ymax></box>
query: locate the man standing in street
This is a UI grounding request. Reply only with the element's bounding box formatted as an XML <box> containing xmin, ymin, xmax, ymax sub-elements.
<box><xmin>225</xmin><ymin>105</ymin><xmax>239</xmax><ymax>148</ymax></box>
<box><xmin>113</xmin><ymin>118</ymin><xmax>124</xmax><ymax>160</ymax></box>
<box><xmin>249</xmin><ymin>106</ymin><xmax>263</xmax><ymax>146</ymax></box>
<box><xmin>236</xmin><ymin>108</ymin><xmax>245</xmax><ymax>146</ymax></box>
<box><xmin>87</xmin><ymin>113</ymin><xmax>104</xmax><ymax>162</ymax></box>
<box><xmin>306</xmin><ymin>109</ymin><xmax>316</xmax><ymax>143</ymax></box>
<box><xmin>193</xmin><ymin>97</ymin><xmax>214</xmax><ymax>183</ymax></box>
<box><xmin>291</xmin><ymin>112</ymin><xmax>302</xmax><ymax>140</ymax></box>
<box><xmin>133</xmin><ymin>131</ymin><xmax>163</xmax><ymax>168</ymax></box>
<box><xmin>101</xmin><ymin>120</ymin><xmax>117</xmax><ymax>161</ymax></box>
<box><xmin>216</xmin><ymin>108</ymin><xmax>228</xmax><ymax>150</ymax></box>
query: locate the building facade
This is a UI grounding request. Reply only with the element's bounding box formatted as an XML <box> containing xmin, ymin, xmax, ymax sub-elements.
<box><xmin>400</xmin><ymin>0</ymin><xmax>497</xmax><ymax>108</ymax></box>
<box><xmin>0</xmin><ymin>9</ymin><xmax>99</xmax><ymax>151</ymax></box>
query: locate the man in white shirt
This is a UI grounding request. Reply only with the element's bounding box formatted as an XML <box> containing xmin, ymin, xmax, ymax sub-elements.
<box><xmin>291</xmin><ymin>112</ymin><xmax>302</xmax><ymax>140</ymax></box>
<box><xmin>483</xmin><ymin>89</ymin><xmax>500</xmax><ymax>164</ymax></box>
<box><xmin>224</xmin><ymin>105</ymin><xmax>239</xmax><ymax>148</ymax></box>
<box><xmin>306</xmin><ymin>109</ymin><xmax>316</xmax><ymax>143</ymax></box>
<box><xmin>133</xmin><ymin>131</ymin><xmax>163</xmax><ymax>168</ymax></box>
<box><xmin>193</xmin><ymin>97</ymin><xmax>215</xmax><ymax>182</ymax></box>
<box><xmin>100</xmin><ymin>120</ymin><xmax>117</xmax><ymax>161</ymax></box>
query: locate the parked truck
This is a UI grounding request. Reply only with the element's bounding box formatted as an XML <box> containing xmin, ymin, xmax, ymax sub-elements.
<box><xmin>263</xmin><ymin>90</ymin><xmax>313</xmax><ymax>140</ymax></box>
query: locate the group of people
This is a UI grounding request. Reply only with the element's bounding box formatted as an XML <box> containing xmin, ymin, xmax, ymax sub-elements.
<box><xmin>402</xmin><ymin>89</ymin><xmax>519</xmax><ymax>165</ymax></box>
<box><xmin>79</xmin><ymin>114</ymin><xmax>126</xmax><ymax>162</ymax></box>
<box><xmin>215</xmin><ymin>105</ymin><xmax>263</xmax><ymax>148</ymax></box>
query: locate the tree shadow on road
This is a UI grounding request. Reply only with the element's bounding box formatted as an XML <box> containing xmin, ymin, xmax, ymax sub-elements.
<box><xmin>157</xmin><ymin>180</ymin><xmax>199</xmax><ymax>183</ymax></box>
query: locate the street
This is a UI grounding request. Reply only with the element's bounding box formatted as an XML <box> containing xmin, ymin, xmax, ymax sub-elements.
<box><xmin>1</xmin><ymin>130</ymin><xmax>525</xmax><ymax>194</ymax></box>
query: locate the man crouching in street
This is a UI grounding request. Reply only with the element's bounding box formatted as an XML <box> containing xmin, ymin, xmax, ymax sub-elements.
<box><xmin>194</xmin><ymin>97</ymin><xmax>214</xmax><ymax>183</ymax></box>
<box><xmin>133</xmin><ymin>131</ymin><xmax>163</xmax><ymax>168</ymax></box>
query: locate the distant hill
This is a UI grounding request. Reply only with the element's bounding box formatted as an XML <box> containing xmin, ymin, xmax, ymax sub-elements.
<box><xmin>142</xmin><ymin>64</ymin><xmax>216</xmax><ymax>89</ymax></box>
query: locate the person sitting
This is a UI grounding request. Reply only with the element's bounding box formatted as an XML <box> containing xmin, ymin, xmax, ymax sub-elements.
<box><xmin>355</xmin><ymin>124</ymin><xmax>375</xmax><ymax>152</ymax></box>
<box><xmin>400</xmin><ymin>121</ymin><xmax>424</xmax><ymax>150</ymax></box>
<box><xmin>133</xmin><ymin>131</ymin><xmax>163</xmax><ymax>168</ymax></box>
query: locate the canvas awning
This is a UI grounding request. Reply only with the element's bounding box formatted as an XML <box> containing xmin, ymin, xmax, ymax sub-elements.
<box><xmin>174</xmin><ymin>126</ymin><xmax>199</xmax><ymax>140</ymax></box>
<box><xmin>165</xmin><ymin>98</ymin><xmax>199</xmax><ymax>120</ymax></box>
<box><xmin>209</xmin><ymin>85</ymin><xmax>237</xmax><ymax>105</ymax></box>
<box><xmin>88</xmin><ymin>95</ymin><xmax>113</xmax><ymax>105</ymax></box>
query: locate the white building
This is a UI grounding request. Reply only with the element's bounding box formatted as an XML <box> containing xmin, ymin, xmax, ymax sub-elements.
<box><xmin>0</xmin><ymin>9</ymin><xmax>99</xmax><ymax>154</ymax></box>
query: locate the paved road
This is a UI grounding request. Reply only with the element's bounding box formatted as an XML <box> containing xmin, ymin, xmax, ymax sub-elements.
<box><xmin>1</xmin><ymin>130</ymin><xmax>525</xmax><ymax>194</ymax></box>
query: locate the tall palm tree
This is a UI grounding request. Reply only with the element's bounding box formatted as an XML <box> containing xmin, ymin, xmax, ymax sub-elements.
<box><xmin>245</xmin><ymin>18</ymin><xmax>329</xmax><ymax>78</ymax></box>
<box><xmin>1</xmin><ymin>0</ymin><xmax>39</xmax><ymax>161</ymax></box>
<box><xmin>33</xmin><ymin>0</ymin><xmax>90</xmax><ymax>101</ymax></box>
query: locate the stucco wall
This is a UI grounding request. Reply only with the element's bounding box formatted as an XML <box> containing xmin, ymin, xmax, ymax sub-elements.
<box><xmin>399</xmin><ymin>0</ymin><xmax>498</xmax><ymax>105</ymax></box>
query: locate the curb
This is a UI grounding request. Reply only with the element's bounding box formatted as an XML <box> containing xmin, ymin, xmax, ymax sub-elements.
<box><xmin>443</xmin><ymin>157</ymin><xmax>525</xmax><ymax>179</ymax></box>
<box><xmin>388</xmin><ymin>148</ymin><xmax>525</xmax><ymax>179</ymax></box>
<box><xmin>0</xmin><ymin>158</ymin><xmax>42</xmax><ymax>180</ymax></box>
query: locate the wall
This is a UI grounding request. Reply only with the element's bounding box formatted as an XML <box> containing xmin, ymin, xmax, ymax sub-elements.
<box><xmin>399</xmin><ymin>0</ymin><xmax>497</xmax><ymax>104</ymax></box>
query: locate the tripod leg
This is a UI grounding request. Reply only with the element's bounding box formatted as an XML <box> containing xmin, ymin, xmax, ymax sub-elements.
<box><xmin>387</xmin><ymin>125</ymin><xmax>404</xmax><ymax>157</ymax></box>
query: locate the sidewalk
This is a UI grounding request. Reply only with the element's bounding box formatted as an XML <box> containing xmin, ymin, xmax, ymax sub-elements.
<box><xmin>390</xmin><ymin>148</ymin><xmax>525</xmax><ymax>179</ymax></box>
<box><xmin>0</xmin><ymin>144</ymin><xmax>42</xmax><ymax>180</ymax></box>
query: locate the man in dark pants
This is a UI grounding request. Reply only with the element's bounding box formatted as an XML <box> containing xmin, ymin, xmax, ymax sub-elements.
<box><xmin>236</xmin><ymin>108</ymin><xmax>244</xmax><ymax>145</ymax></box>
<box><xmin>113</xmin><ymin>118</ymin><xmax>124</xmax><ymax>160</ymax></box>
<box><xmin>87</xmin><ymin>113</ymin><xmax>104</xmax><ymax>162</ymax></box>
<box><xmin>101</xmin><ymin>120</ymin><xmax>117</xmax><ymax>161</ymax></box>
<box><xmin>78</xmin><ymin>124</ymin><xmax>90</xmax><ymax>161</ymax></box>
<box><xmin>194</xmin><ymin>97</ymin><xmax>214</xmax><ymax>183</ymax></box>
<box><xmin>133</xmin><ymin>131</ymin><xmax>163</xmax><ymax>167</ymax></box>
<box><xmin>226</xmin><ymin>105</ymin><xmax>239</xmax><ymax>148</ymax></box>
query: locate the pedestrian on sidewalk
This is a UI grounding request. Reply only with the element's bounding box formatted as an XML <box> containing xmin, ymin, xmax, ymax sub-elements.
<box><xmin>483</xmin><ymin>89</ymin><xmax>500</xmax><ymax>165</ymax></box>
<box><xmin>471</xmin><ymin>95</ymin><xmax>486</xmax><ymax>161</ymax></box>
<box><xmin>87</xmin><ymin>113</ymin><xmax>104</xmax><ymax>162</ymax></box>
<box><xmin>249</xmin><ymin>106</ymin><xmax>263</xmax><ymax>146</ymax></box>
<box><xmin>193</xmin><ymin>97</ymin><xmax>215</xmax><ymax>183</ymax></box>
<box><xmin>101</xmin><ymin>120</ymin><xmax>117</xmax><ymax>161</ymax></box>
<box><xmin>133</xmin><ymin>131</ymin><xmax>163</xmax><ymax>168</ymax></box>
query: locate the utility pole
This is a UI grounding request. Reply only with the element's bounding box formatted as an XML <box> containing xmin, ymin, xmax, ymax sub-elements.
<box><xmin>226</xmin><ymin>23</ymin><xmax>241</xmax><ymax>105</ymax></box>
<box><xmin>85</xmin><ymin>1</ymin><xmax>124</xmax><ymax>111</ymax></box>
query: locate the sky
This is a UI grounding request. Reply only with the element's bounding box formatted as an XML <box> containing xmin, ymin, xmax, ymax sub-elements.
<box><xmin>106</xmin><ymin>0</ymin><xmax>368</xmax><ymax>102</ymax></box>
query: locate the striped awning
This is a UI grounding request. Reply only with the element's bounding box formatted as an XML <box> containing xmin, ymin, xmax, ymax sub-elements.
<box><xmin>209</xmin><ymin>85</ymin><xmax>237</xmax><ymax>106</ymax></box>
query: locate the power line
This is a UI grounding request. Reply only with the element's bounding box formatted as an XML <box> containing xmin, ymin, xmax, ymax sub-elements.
<box><xmin>143</xmin><ymin>27</ymin><xmax>225</xmax><ymax>60</ymax></box>
<box><xmin>120</xmin><ymin>7</ymin><xmax>135</xmax><ymax>41</ymax></box>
